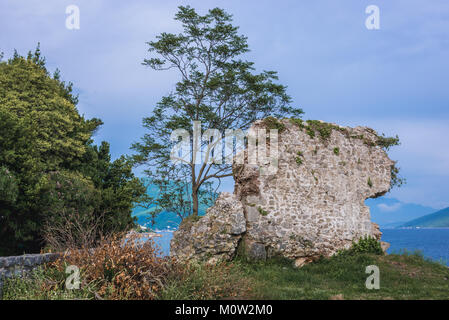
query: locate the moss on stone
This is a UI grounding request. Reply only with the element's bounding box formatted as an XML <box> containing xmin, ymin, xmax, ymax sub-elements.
<box><xmin>289</xmin><ymin>118</ymin><xmax>305</xmax><ymax>129</ymax></box>
<box><xmin>258</xmin><ymin>207</ymin><xmax>269</xmax><ymax>216</ymax></box>
<box><xmin>262</xmin><ymin>117</ymin><xmax>286</xmax><ymax>133</ymax></box>
<box><xmin>179</xmin><ymin>215</ymin><xmax>203</xmax><ymax>231</ymax></box>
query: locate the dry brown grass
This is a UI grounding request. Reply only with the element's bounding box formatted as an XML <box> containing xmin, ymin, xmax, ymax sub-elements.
<box><xmin>49</xmin><ymin>233</ymin><xmax>174</xmax><ymax>300</ymax></box>
<box><xmin>5</xmin><ymin>231</ymin><xmax>254</xmax><ymax>300</ymax></box>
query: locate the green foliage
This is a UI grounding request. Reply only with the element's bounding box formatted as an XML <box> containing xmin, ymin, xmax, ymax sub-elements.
<box><xmin>291</xmin><ymin>119</ymin><xmax>404</xmax><ymax>191</ymax></box>
<box><xmin>1</xmin><ymin>266</ymin><xmax>98</xmax><ymax>300</ymax></box>
<box><xmin>179</xmin><ymin>214</ymin><xmax>203</xmax><ymax>231</ymax></box>
<box><xmin>311</xmin><ymin>170</ymin><xmax>318</xmax><ymax>183</ymax></box>
<box><xmin>132</xmin><ymin>6</ymin><xmax>302</xmax><ymax>217</ymax></box>
<box><xmin>333</xmin><ymin>147</ymin><xmax>340</xmax><ymax>155</ymax></box>
<box><xmin>338</xmin><ymin>236</ymin><xmax>383</xmax><ymax>256</ymax></box>
<box><xmin>0</xmin><ymin>166</ymin><xmax>18</xmax><ymax>203</ymax></box>
<box><xmin>289</xmin><ymin>118</ymin><xmax>304</xmax><ymax>129</ymax></box>
<box><xmin>2</xmin><ymin>235</ymin><xmax>172</xmax><ymax>300</ymax></box>
<box><xmin>305</xmin><ymin>126</ymin><xmax>316</xmax><ymax>139</ymax></box>
<box><xmin>4</xmin><ymin>251</ymin><xmax>449</xmax><ymax>300</ymax></box>
<box><xmin>257</xmin><ymin>207</ymin><xmax>269</xmax><ymax>216</ymax></box>
<box><xmin>376</xmin><ymin>134</ymin><xmax>400</xmax><ymax>151</ymax></box>
<box><xmin>305</xmin><ymin>120</ymin><xmax>345</xmax><ymax>141</ymax></box>
<box><xmin>3</xmin><ymin>259</ymin><xmax>252</xmax><ymax>301</ymax></box>
<box><xmin>38</xmin><ymin>171</ymin><xmax>103</xmax><ymax>250</ymax></box>
<box><xmin>295</xmin><ymin>118</ymin><xmax>400</xmax><ymax>153</ymax></box>
<box><xmin>295</xmin><ymin>151</ymin><xmax>304</xmax><ymax>165</ymax></box>
<box><xmin>0</xmin><ymin>47</ymin><xmax>145</xmax><ymax>255</ymax></box>
<box><xmin>262</xmin><ymin>116</ymin><xmax>286</xmax><ymax>133</ymax></box>
<box><xmin>159</xmin><ymin>261</ymin><xmax>251</xmax><ymax>300</ymax></box>
<box><xmin>367</xmin><ymin>177</ymin><xmax>373</xmax><ymax>188</ymax></box>
<box><xmin>77</xmin><ymin>142</ymin><xmax>147</xmax><ymax>234</ymax></box>
<box><xmin>390</xmin><ymin>163</ymin><xmax>405</xmax><ymax>189</ymax></box>
<box><xmin>234</xmin><ymin>251</ymin><xmax>449</xmax><ymax>300</ymax></box>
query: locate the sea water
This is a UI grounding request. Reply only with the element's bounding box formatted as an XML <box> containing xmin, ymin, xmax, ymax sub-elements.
<box><xmin>149</xmin><ymin>228</ymin><xmax>449</xmax><ymax>266</ymax></box>
<box><xmin>381</xmin><ymin>228</ymin><xmax>449</xmax><ymax>266</ymax></box>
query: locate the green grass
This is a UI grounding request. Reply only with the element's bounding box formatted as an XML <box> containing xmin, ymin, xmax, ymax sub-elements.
<box><xmin>232</xmin><ymin>251</ymin><xmax>449</xmax><ymax>300</ymax></box>
<box><xmin>157</xmin><ymin>262</ymin><xmax>252</xmax><ymax>300</ymax></box>
<box><xmin>3</xmin><ymin>251</ymin><xmax>449</xmax><ymax>300</ymax></box>
<box><xmin>1</xmin><ymin>266</ymin><xmax>98</xmax><ymax>300</ymax></box>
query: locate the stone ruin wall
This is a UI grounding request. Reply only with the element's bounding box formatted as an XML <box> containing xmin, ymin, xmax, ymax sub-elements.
<box><xmin>0</xmin><ymin>253</ymin><xmax>59</xmax><ymax>297</ymax></box>
<box><xmin>171</xmin><ymin>119</ymin><xmax>394</xmax><ymax>264</ymax></box>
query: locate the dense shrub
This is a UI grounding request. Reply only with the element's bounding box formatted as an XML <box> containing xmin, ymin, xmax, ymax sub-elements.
<box><xmin>40</xmin><ymin>171</ymin><xmax>102</xmax><ymax>251</ymax></box>
<box><xmin>338</xmin><ymin>236</ymin><xmax>384</xmax><ymax>256</ymax></box>
<box><xmin>0</xmin><ymin>47</ymin><xmax>146</xmax><ymax>255</ymax></box>
<box><xmin>48</xmin><ymin>234</ymin><xmax>172</xmax><ymax>300</ymax></box>
<box><xmin>0</xmin><ymin>166</ymin><xmax>18</xmax><ymax>203</ymax></box>
<box><xmin>2</xmin><ymin>266</ymin><xmax>98</xmax><ymax>300</ymax></box>
<box><xmin>3</xmin><ymin>235</ymin><xmax>252</xmax><ymax>300</ymax></box>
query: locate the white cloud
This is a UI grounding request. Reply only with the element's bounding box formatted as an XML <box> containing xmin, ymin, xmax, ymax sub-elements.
<box><xmin>377</xmin><ymin>202</ymin><xmax>402</xmax><ymax>212</ymax></box>
<box><xmin>350</xmin><ymin>119</ymin><xmax>449</xmax><ymax>209</ymax></box>
<box><xmin>1</xmin><ymin>0</ymin><xmax>448</xmax><ymax>209</ymax></box>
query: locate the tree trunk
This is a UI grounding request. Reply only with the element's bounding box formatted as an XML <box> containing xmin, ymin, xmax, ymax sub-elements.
<box><xmin>192</xmin><ymin>189</ymin><xmax>199</xmax><ymax>216</ymax></box>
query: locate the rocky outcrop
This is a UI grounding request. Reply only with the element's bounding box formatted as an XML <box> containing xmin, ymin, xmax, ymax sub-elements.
<box><xmin>170</xmin><ymin>192</ymin><xmax>246</xmax><ymax>264</ymax></box>
<box><xmin>171</xmin><ymin>119</ymin><xmax>395</xmax><ymax>263</ymax></box>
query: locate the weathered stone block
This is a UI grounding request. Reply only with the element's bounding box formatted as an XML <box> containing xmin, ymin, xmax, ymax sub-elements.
<box><xmin>244</xmin><ymin>241</ymin><xmax>267</xmax><ymax>261</ymax></box>
<box><xmin>170</xmin><ymin>192</ymin><xmax>246</xmax><ymax>263</ymax></box>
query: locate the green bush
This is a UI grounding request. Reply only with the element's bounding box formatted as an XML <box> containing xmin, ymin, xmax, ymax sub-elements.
<box><xmin>1</xmin><ymin>266</ymin><xmax>97</xmax><ymax>300</ymax></box>
<box><xmin>262</xmin><ymin>117</ymin><xmax>286</xmax><ymax>133</ymax></box>
<box><xmin>0</xmin><ymin>48</ymin><xmax>146</xmax><ymax>255</ymax></box>
<box><xmin>289</xmin><ymin>118</ymin><xmax>304</xmax><ymax>128</ymax></box>
<box><xmin>0</xmin><ymin>166</ymin><xmax>18</xmax><ymax>203</ymax></box>
<box><xmin>338</xmin><ymin>236</ymin><xmax>383</xmax><ymax>256</ymax></box>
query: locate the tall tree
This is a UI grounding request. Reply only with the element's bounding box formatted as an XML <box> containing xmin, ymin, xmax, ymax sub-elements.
<box><xmin>132</xmin><ymin>6</ymin><xmax>303</xmax><ymax>217</ymax></box>
<box><xmin>0</xmin><ymin>46</ymin><xmax>145</xmax><ymax>255</ymax></box>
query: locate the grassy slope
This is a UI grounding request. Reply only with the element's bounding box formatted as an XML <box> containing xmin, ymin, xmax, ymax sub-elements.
<box><xmin>232</xmin><ymin>252</ymin><xmax>449</xmax><ymax>300</ymax></box>
<box><xmin>401</xmin><ymin>207</ymin><xmax>449</xmax><ymax>228</ymax></box>
<box><xmin>3</xmin><ymin>252</ymin><xmax>449</xmax><ymax>300</ymax></box>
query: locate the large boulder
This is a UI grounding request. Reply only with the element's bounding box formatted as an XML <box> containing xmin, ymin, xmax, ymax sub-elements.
<box><xmin>170</xmin><ymin>192</ymin><xmax>246</xmax><ymax>264</ymax></box>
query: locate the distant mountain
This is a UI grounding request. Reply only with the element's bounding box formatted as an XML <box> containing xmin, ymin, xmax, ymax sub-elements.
<box><xmin>379</xmin><ymin>221</ymin><xmax>408</xmax><ymax>229</ymax></box>
<box><xmin>366</xmin><ymin>198</ymin><xmax>436</xmax><ymax>227</ymax></box>
<box><xmin>400</xmin><ymin>207</ymin><xmax>449</xmax><ymax>228</ymax></box>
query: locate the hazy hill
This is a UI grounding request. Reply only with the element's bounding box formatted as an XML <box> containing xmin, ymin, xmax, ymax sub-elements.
<box><xmin>366</xmin><ymin>198</ymin><xmax>435</xmax><ymax>227</ymax></box>
<box><xmin>400</xmin><ymin>207</ymin><xmax>449</xmax><ymax>228</ymax></box>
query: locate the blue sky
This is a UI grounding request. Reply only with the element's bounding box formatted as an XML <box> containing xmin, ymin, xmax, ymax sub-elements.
<box><xmin>1</xmin><ymin>0</ymin><xmax>448</xmax><ymax>213</ymax></box>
